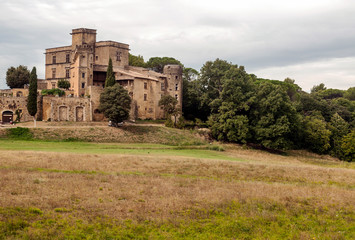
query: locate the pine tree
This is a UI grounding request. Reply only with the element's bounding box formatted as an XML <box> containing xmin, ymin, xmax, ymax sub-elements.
<box><xmin>27</xmin><ymin>67</ymin><xmax>38</xmax><ymax>127</ymax></box>
<box><xmin>105</xmin><ymin>58</ymin><xmax>116</xmax><ymax>87</ymax></box>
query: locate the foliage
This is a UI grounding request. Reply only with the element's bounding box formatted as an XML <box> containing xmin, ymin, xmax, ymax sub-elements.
<box><xmin>57</xmin><ymin>79</ymin><xmax>70</xmax><ymax>89</ymax></box>
<box><xmin>129</xmin><ymin>53</ymin><xmax>146</xmax><ymax>67</ymax></box>
<box><xmin>105</xmin><ymin>58</ymin><xmax>116</xmax><ymax>87</ymax></box>
<box><xmin>344</xmin><ymin>87</ymin><xmax>355</xmax><ymax>100</ymax></box>
<box><xmin>250</xmin><ymin>82</ymin><xmax>300</xmax><ymax>150</ymax></box>
<box><xmin>146</xmin><ymin>57</ymin><xmax>183</xmax><ymax>73</ymax></box>
<box><xmin>208</xmin><ymin>65</ymin><xmax>255</xmax><ymax>144</ymax></box>
<box><xmin>41</xmin><ymin>88</ymin><xmax>65</xmax><ymax>97</ymax></box>
<box><xmin>14</xmin><ymin>109</ymin><xmax>22</xmax><ymax>123</ymax></box>
<box><xmin>99</xmin><ymin>84</ymin><xmax>131</xmax><ymax>124</ymax></box>
<box><xmin>27</xmin><ymin>67</ymin><xmax>38</xmax><ymax>117</ymax></box>
<box><xmin>310</xmin><ymin>83</ymin><xmax>326</xmax><ymax>93</ymax></box>
<box><xmin>6</xmin><ymin>65</ymin><xmax>30</xmax><ymax>89</ymax></box>
<box><xmin>182</xmin><ymin>68</ymin><xmax>203</xmax><ymax>120</ymax></box>
<box><xmin>340</xmin><ymin>130</ymin><xmax>355</xmax><ymax>162</ymax></box>
<box><xmin>6</xmin><ymin>127</ymin><xmax>33</xmax><ymax>140</ymax></box>
<box><xmin>328</xmin><ymin>113</ymin><xmax>349</xmax><ymax>158</ymax></box>
<box><xmin>303</xmin><ymin>116</ymin><xmax>331</xmax><ymax>154</ymax></box>
<box><xmin>159</xmin><ymin>95</ymin><xmax>179</xmax><ymax>118</ymax></box>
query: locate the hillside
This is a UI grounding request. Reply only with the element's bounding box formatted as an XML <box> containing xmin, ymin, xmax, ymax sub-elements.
<box><xmin>0</xmin><ymin>122</ymin><xmax>354</xmax><ymax>239</ymax></box>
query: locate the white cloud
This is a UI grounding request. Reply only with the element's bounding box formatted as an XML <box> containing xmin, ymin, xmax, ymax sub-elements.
<box><xmin>0</xmin><ymin>0</ymin><xmax>354</xmax><ymax>90</ymax></box>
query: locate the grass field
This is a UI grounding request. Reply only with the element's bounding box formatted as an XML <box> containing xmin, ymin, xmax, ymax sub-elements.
<box><xmin>0</xmin><ymin>127</ymin><xmax>354</xmax><ymax>239</ymax></box>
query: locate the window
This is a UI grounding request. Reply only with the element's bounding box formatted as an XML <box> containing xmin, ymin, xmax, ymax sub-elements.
<box><xmin>52</xmin><ymin>55</ymin><xmax>56</xmax><ymax>64</ymax></box>
<box><xmin>82</xmin><ymin>73</ymin><xmax>85</xmax><ymax>78</ymax></box>
<box><xmin>81</xmin><ymin>82</ymin><xmax>85</xmax><ymax>89</ymax></box>
<box><xmin>66</xmin><ymin>54</ymin><xmax>70</xmax><ymax>63</ymax></box>
<box><xmin>66</xmin><ymin>69</ymin><xmax>70</xmax><ymax>78</ymax></box>
<box><xmin>175</xmin><ymin>83</ymin><xmax>178</xmax><ymax>91</ymax></box>
<box><xmin>95</xmin><ymin>56</ymin><xmax>98</xmax><ymax>61</ymax></box>
<box><xmin>52</xmin><ymin>68</ymin><xmax>56</xmax><ymax>79</ymax></box>
<box><xmin>161</xmin><ymin>83</ymin><xmax>165</xmax><ymax>91</ymax></box>
<box><xmin>175</xmin><ymin>94</ymin><xmax>178</xmax><ymax>100</ymax></box>
<box><xmin>144</xmin><ymin>94</ymin><xmax>147</xmax><ymax>101</ymax></box>
<box><xmin>52</xmin><ymin>83</ymin><xmax>56</xmax><ymax>89</ymax></box>
<box><xmin>144</xmin><ymin>82</ymin><xmax>147</xmax><ymax>90</ymax></box>
<box><xmin>175</xmin><ymin>76</ymin><xmax>178</xmax><ymax>80</ymax></box>
<box><xmin>116</xmin><ymin>51</ymin><xmax>121</xmax><ymax>61</ymax></box>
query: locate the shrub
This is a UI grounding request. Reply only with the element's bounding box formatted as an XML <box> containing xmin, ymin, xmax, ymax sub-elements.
<box><xmin>57</xmin><ymin>79</ymin><xmax>70</xmax><ymax>90</ymax></box>
<box><xmin>7</xmin><ymin>127</ymin><xmax>33</xmax><ymax>140</ymax></box>
<box><xmin>41</xmin><ymin>88</ymin><xmax>65</xmax><ymax>97</ymax></box>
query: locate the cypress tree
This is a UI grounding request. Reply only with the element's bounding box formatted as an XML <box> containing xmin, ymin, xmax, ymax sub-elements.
<box><xmin>27</xmin><ymin>67</ymin><xmax>38</xmax><ymax>126</ymax></box>
<box><xmin>105</xmin><ymin>58</ymin><xmax>116</xmax><ymax>87</ymax></box>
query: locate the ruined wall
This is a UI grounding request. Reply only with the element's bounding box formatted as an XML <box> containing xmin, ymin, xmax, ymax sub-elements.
<box><xmin>0</xmin><ymin>96</ymin><xmax>36</xmax><ymax>122</ymax></box>
<box><xmin>42</xmin><ymin>96</ymin><xmax>91</xmax><ymax>122</ymax></box>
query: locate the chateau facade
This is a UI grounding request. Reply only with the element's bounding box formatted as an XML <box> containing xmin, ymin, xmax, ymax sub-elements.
<box><xmin>0</xmin><ymin>28</ymin><xmax>182</xmax><ymax>123</ymax></box>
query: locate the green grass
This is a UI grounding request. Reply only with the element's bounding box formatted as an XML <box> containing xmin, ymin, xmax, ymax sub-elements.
<box><xmin>0</xmin><ymin>139</ymin><xmax>240</xmax><ymax>161</ymax></box>
<box><xmin>0</xmin><ymin>202</ymin><xmax>354</xmax><ymax>240</ymax></box>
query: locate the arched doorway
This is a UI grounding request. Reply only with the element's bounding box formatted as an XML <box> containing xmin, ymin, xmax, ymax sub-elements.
<box><xmin>2</xmin><ymin>111</ymin><xmax>13</xmax><ymax>123</ymax></box>
<box><xmin>16</xmin><ymin>91</ymin><xmax>23</xmax><ymax>97</ymax></box>
<box><xmin>59</xmin><ymin>106</ymin><xmax>68</xmax><ymax>121</ymax></box>
<box><xmin>76</xmin><ymin>107</ymin><xmax>84</xmax><ymax>122</ymax></box>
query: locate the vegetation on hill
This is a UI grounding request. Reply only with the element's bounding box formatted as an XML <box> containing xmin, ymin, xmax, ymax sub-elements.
<box><xmin>180</xmin><ymin>59</ymin><xmax>355</xmax><ymax>161</ymax></box>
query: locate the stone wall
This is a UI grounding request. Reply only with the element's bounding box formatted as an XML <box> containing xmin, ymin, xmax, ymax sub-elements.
<box><xmin>42</xmin><ymin>96</ymin><xmax>91</xmax><ymax>122</ymax></box>
<box><xmin>0</xmin><ymin>96</ymin><xmax>36</xmax><ymax>123</ymax></box>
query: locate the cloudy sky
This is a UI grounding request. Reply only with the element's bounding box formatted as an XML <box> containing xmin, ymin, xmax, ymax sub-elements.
<box><xmin>0</xmin><ymin>0</ymin><xmax>354</xmax><ymax>91</ymax></box>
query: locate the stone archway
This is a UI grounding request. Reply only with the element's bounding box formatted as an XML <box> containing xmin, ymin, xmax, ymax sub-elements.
<box><xmin>76</xmin><ymin>106</ymin><xmax>84</xmax><ymax>122</ymax></box>
<box><xmin>16</xmin><ymin>91</ymin><xmax>23</xmax><ymax>97</ymax></box>
<box><xmin>59</xmin><ymin>106</ymin><xmax>68</xmax><ymax>121</ymax></box>
<box><xmin>2</xmin><ymin>111</ymin><xmax>13</xmax><ymax>123</ymax></box>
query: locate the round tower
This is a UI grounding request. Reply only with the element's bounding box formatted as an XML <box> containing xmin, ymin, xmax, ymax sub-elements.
<box><xmin>163</xmin><ymin>65</ymin><xmax>183</xmax><ymax>107</ymax></box>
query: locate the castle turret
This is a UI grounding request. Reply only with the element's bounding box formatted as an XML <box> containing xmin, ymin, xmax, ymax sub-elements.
<box><xmin>163</xmin><ymin>65</ymin><xmax>183</xmax><ymax>107</ymax></box>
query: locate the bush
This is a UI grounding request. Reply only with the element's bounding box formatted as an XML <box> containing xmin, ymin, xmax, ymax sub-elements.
<box><xmin>57</xmin><ymin>79</ymin><xmax>70</xmax><ymax>90</ymax></box>
<box><xmin>7</xmin><ymin>127</ymin><xmax>33</xmax><ymax>140</ymax></box>
<box><xmin>165</xmin><ymin>117</ymin><xmax>174</xmax><ymax>128</ymax></box>
<box><xmin>41</xmin><ymin>88</ymin><xmax>65</xmax><ymax>97</ymax></box>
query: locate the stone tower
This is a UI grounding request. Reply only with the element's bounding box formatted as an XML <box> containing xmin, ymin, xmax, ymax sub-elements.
<box><xmin>163</xmin><ymin>65</ymin><xmax>183</xmax><ymax>107</ymax></box>
<box><xmin>70</xmin><ymin>28</ymin><xmax>97</xmax><ymax>96</ymax></box>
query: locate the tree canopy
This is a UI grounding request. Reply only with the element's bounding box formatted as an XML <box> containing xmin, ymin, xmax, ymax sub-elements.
<box><xmin>146</xmin><ymin>57</ymin><xmax>182</xmax><ymax>73</ymax></box>
<box><xmin>99</xmin><ymin>84</ymin><xmax>131</xmax><ymax>124</ymax></box>
<box><xmin>6</xmin><ymin>65</ymin><xmax>30</xmax><ymax>89</ymax></box>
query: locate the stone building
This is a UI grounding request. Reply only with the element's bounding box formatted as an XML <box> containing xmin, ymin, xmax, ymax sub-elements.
<box><xmin>0</xmin><ymin>28</ymin><xmax>182</xmax><ymax>123</ymax></box>
<box><xmin>44</xmin><ymin>28</ymin><xmax>183</xmax><ymax>120</ymax></box>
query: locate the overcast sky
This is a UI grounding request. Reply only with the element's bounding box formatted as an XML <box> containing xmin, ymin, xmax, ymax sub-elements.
<box><xmin>0</xmin><ymin>0</ymin><xmax>354</xmax><ymax>91</ymax></box>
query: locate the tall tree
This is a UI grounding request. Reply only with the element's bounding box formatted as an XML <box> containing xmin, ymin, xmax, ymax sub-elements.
<box><xmin>129</xmin><ymin>53</ymin><xmax>146</xmax><ymax>67</ymax></box>
<box><xmin>99</xmin><ymin>84</ymin><xmax>131</xmax><ymax>125</ymax></box>
<box><xmin>146</xmin><ymin>57</ymin><xmax>182</xmax><ymax>73</ymax></box>
<box><xmin>27</xmin><ymin>67</ymin><xmax>38</xmax><ymax>127</ymax></box>
<box><xmin>6</xmin><ymin>65</ymin><xmax>30</xmax><ymax>89</ymax></box>
<box><xmin>105</xmin><ymin>58</ymin><xmax>116</xmax><ymax>87</ymax></box>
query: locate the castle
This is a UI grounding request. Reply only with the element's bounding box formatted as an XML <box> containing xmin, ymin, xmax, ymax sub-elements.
<box><xmin>0</xmin><ymin>28</ymin><xmax>182</xmax><ymax>123</ymax></box>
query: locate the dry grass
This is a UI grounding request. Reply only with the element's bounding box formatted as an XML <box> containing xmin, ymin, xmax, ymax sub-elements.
<box><xmin>1</xmin><ymin>148</ymin><xmax>354</xmax><ymax>222</ymax></box>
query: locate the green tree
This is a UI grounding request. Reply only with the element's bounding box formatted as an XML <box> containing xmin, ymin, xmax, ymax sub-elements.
<box><xmin>27</xmin><ymin>67</ymin><xmax>38</xmax><ymax>127</ymax></box>
<box><xmin>57</xmin><ymin>79</ymin><xmax>70</xmax><ymax>90</ymax></box>
<box><xmin>303</xmin><ymin>116</ymin><xmax>331</xmax><ymax>154</ymax></box>
<box><xmin>105</xmin><ymin>58</ymin><xmax>116</xmax><ymax>87</ymax></box>
<box><xmin>344</xmin><ymin>87</ymin><xmax>355</xmax><ymax>101</ymax></box>
<box><xmin>250</xmin><ymin>82</ymin><xmax>299</xmax><ymax>150</ymax></box>
<box><xmin>6</xmin><ymin>65</ymin><xmax>30</xmax><ymax>89</ymax></box>
<box><xmin>182</xmin><ymin>68</ymin><xmax>202</xmax><ymax>120</ymax></box>
<box><xmin>208</xmin><ymin>65</ymin><xmax>255</xmax><ymax>143</ymax></box>
<box><xmin>146</xmin><ymin>57</ymin><xmax>182</xmax><ymax>73</ymax></box>
<box><xmin>340</xmin><ymin>130</ymin><xmax>355</xmax><ymax>162</ymax></box>
<box><xmin>328</xmin><ymin>113</ymin><xmax>349</xmax><ymax>158</ymax></box>
<box><xmin>311</xmin><ymin>83</ymin><xmax>326</xmax><ymax>93</ymax></box>
<box><xmin>129</xmin><ymin>54</ymin><xmax>146</xmax><ymax>67</ymax></box>
<box><xmin>99</xmin><ymin>84</ymin><xmax>131</xmax><ymax>125</ymax></box>
<box><xmin>159</xmin><ymin>95</ymin><xmax>179</xmax><ymax>125</ymax></box>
